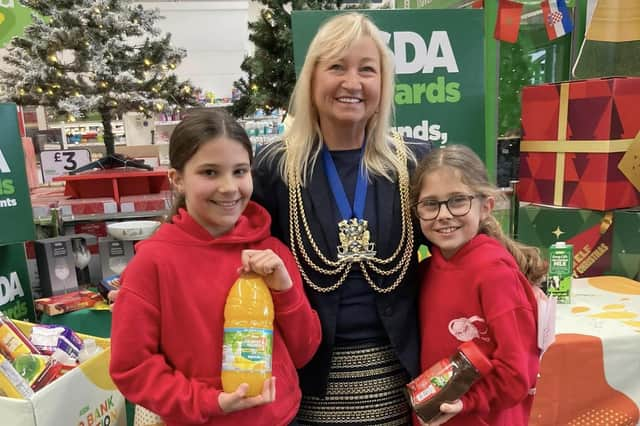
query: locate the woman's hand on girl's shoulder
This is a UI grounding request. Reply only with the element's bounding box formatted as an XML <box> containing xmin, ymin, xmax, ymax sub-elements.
<box><xmin>239</xmin><ymin>249</ymin><xmax>293</xmax><ymax>291</ymax></box>
<box><xmin>218</xmin><ymin>377</ymin><xmax>276</xmax><ymax>413</ymax></box>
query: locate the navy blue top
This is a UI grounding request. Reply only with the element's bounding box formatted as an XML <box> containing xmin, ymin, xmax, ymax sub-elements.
<box><xmin>328</xmin><ymin>149</ymin><xmax>386</xmax><ymax>344</ymax></box>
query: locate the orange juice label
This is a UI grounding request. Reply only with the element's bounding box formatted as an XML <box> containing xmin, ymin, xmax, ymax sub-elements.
<box><xmin>407</xmin><ymin>359</ymin><xmax>453</xmax><ymax>404</ymax></box>
<box><xmin>222</xmin><ymin>328</ymin><xmax>273</xmax><ymax>373</ymax></box>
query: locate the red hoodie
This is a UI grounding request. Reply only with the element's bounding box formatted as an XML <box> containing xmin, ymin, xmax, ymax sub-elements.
<box><xmin>110</xmin><ymin>202</ymin><xmax>321</xmax><ymax>426</ymax></box>
<box><xmin>418</xmin><ymin>234</ymin><xmax>539</xmax><ymax>426</ymax></box>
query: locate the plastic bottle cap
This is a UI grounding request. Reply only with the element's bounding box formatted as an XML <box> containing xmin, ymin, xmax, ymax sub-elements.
<box><xmin>458</xmin><ymin>341</ymin><xmax>493</xmax><ymax>377</ymax></box>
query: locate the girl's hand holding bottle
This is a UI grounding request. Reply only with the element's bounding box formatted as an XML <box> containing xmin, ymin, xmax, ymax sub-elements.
<box><xmin>218</xmin><ymin>377</ymin><xmax>276</xmax><ymax>413</ymax></box>
<box><xmin>239</xmin><ymin>249</ymin><xmax>293</xmax><ymax>291</ymax></box>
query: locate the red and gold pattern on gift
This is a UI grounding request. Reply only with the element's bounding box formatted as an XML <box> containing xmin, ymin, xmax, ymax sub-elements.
<box><xmin>518</xmin><ymin>77</ymin><xmax>640</xmax><ymax>211</ymax></box>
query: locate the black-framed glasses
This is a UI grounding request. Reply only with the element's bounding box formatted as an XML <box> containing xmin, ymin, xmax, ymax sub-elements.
<box><xmin>413</xmin><ymin>195</ymin><xmax>477</xmax><ymax>221</ymax></box>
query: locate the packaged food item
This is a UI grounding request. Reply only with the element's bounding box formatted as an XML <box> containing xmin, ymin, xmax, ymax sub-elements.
<box><xmin>30</xmin><ymin>357</ymin><xmax>63</xmax><ymax>391</ymax></box>
<box><xmin>547</xmin><ymin>242</ymin><xmax>573</xmax><ymax>304</ymax></box>
<box><xmin>30</xmin><ymin>325</ymin><xmax>83</xmax><ymax>358</ymax></box>
<box><xmin>0</xmin><ymin>313</ymin><xmax>40</xmax><ymax>361</ymax></box>
<box><xmin>221</xmin><ymin>273</ymin><xmax>274</xmax><ymax>397</ymax></box>
<box><xmin>97</xmin><ymin>274</ymin><xmax>121</xmax><ymax>301</ymax></box>
<box><xmin>406</xmin><ymin>341</ymin><xmax>493</xmax><ymax>423</ymax></box>
<box><xmin>11</xmin><ymin>354</ymin><xmax>51</xmax><ymax>387</ymax></box>
<box><xmin>0</xmin><ymin>353</ymin><xmax>34</xmax><ymax>399</ymax></box>
<box><xmin>34</xmin><ymin>290</ymin><xmax>104</xmax><ymax>316</ymax></box>
<box><xmin>50</xmin><ymin>348</ymin><xmax>78</xmax><ymax>375</ymax></box>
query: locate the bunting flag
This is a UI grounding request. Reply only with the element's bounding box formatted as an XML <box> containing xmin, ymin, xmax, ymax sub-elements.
<box><xmin>494</xmin><ymin>0</ymin><xmax>524</xmax><ymax>43</ymax></box>
<box><xmin>541</xmin><ymin>0</ymin><xmax>574</xmax><ymax>40</ymax></box>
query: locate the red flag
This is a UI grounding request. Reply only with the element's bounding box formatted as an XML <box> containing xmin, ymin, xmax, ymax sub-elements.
<box><xmin>494</xmin><ymin>0</ymin><xmax>523</xmax><ymax>43</ymax></box>
<box><xmin>472</xmin><ymin>0</ymin><xmax>484</xmax><ymax>8</ymax></box>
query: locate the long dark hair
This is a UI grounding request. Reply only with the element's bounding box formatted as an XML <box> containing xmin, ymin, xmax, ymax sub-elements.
<box><xmin>410</xmin><ymin>145</ymin><xmax>547</xmax><ymax>285</ymax></box>
<box><xmin>168</xmin><ymin>109</ymin><xmax>252</xmax><ymax>220</ymax></box>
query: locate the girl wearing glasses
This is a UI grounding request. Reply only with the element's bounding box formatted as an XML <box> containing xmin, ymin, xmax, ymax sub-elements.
<box><xmin>410</xmin><ymin>145</ymin><xmax>547</xmax><ymax>426</ymax></box>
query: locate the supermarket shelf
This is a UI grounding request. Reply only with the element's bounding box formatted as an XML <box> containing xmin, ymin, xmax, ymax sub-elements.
<box><xmin>62</xmin><ymin>210</ymin><xmax>167</xmax><ymax>223</ymax></box>
<box><xmin>240</xmin><ymin>115</ymin><xmax>284</xmax><ymax>122</ymax></box>
<box><xmin>49</xmin><ymin>120</ymin><xmax>126</xmax><ymax>149</ymax></box>
<box><xmin>53</xmin><ymin>168</ymin><xmax>170</xmax><ymax>204</ymax></box>
<box><xmin>66</xmin><ymin>142</ymin><xmax>126</xmax><ymax>147</ymax></box>
<box><xmin>34</xmin><ymin>209</ymin><xmax>168</xmax><ymax>225</ymax></box>
<box><xmin>50</xmin><ymin>121</ymin><xmax>105</xmax><ymax>127</ymax></box>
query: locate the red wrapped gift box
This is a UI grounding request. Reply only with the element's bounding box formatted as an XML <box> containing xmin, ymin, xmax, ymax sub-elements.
<box><xmin>518</xmin><ymin>77</ymin><xmax>640</xmax><ymax>211</ymax></box>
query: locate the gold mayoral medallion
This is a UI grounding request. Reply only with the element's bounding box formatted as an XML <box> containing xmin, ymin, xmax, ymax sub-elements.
<box><xmin>337</xmin><ymin>218</ymin><xmax>376</xmax><ymax>262</ymax></box>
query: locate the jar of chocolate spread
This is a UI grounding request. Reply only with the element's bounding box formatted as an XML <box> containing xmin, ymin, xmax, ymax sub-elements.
<box><xmin>406</xmin><ymin>341</ymin><xmax>493</xmax><ymax>423</ymax></box>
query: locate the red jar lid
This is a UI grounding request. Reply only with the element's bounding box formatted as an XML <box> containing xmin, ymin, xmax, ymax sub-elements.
<box><xmin>459</xmin><ymin>341</ymin><xmax>493</xmax><ymax>376</ymax></box>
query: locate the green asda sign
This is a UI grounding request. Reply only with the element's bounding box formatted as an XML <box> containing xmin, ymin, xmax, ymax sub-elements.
<box><xmin>0</xmin><ymin>103</ymin><xmax>35</xmax><ymax>320</ymax></box>
<box><xmin>0</xmin><ymin>243</ymin><xmax>35</xmax><ymax>321</ymax></box>
<box><xmin>0</xmin><ymin>103</ymin><xmax>35</xmax><ymax>244</ymax></box>
<box><xmin>292</xmin><ymin>9</ymin><xmax>485</xmax><ymax>159</ymax></box>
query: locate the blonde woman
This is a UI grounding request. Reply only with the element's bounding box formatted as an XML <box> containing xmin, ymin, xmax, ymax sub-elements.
<box><xmin>253</xmin><ymin>12</ymin><xmax>432</xmax><ymax>425</ymax></box>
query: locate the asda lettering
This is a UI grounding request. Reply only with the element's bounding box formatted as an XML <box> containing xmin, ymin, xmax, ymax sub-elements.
<box><xmin>0</xmin><ymin>148</ymin><xmax>17</xmax><ymax>206</ymax></box>
<box><xmin>381</xmin><ymin>30</ymin><xmax>459</xmax><ymax>74</ymax></box>
<box><xmin>0</xmin><ymin>148</ymin><xmax>11</xmax><ymax>173</ymax></box>
<box><xmin>78</xmin><ymin>396</ymin><xmax>116</xmax><ymax>426</ymax></box>
<box><xmin>0</xmin><ymin>271</ymin><xmax>25</xmax><ymax>306</ymax></box>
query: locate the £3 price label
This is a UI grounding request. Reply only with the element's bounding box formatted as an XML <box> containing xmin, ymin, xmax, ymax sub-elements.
<box><xmin>40</xmin><ymin>149</ymin><xmax>91</xmax><ymax>182</ymax></box>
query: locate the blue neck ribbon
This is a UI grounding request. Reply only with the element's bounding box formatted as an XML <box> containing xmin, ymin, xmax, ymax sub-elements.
<box><xmin>321</xmin><ymin>143</ymin><xmax>368</xmax><ymax>220</ymax></box>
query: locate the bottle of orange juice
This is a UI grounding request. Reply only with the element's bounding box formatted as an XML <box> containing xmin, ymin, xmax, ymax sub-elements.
<box><xmin>221</xmin><ymin>273</ymin><xmax>274</xmax><ymax>397</ymax></box>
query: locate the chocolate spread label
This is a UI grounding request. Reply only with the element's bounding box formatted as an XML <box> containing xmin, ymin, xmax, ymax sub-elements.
<box><xmin>407</xmin><ymin>359</ymin><xmax>453</xmax><ymax>404</ymax></box>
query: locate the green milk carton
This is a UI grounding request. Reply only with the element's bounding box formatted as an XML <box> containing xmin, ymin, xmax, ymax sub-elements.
<box><xmin>547</xmin><ymin>242</ymin><xmax>573</xmax><ymax>304</ymax></box>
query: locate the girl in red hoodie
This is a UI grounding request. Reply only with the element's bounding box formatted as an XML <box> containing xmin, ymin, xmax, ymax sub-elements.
<box><xmin>109</xmin><ymin>109</ymin><xmax>321</xmax><ymax>426</ymax></box>
<box><xmin>410</xmin><ymin>145</ymin><xmax>547</xmax><ymax>426</ymax></box>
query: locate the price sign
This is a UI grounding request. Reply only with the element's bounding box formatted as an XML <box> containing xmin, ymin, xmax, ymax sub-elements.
<box><xmin>40</xmin><ymin>149</ymin><xmax>91</xmax><ymax>183</ymax></box>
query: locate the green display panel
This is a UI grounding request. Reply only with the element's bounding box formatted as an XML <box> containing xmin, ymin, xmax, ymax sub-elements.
<box><xmin>611</xmin><ymin>210</ymin><xmax>640</xmax><ymax>280</ymax></box>
<box><xmin>0</xmin><ymin>103</ymin><xmax>35</xmax><ymax>245</ymax></box>
<box><xmin>0</xmin><ymin>243</ymin><xmax>35</xmax><ymax>321</ymax></box>
<box><xmin>291</xmin><ymin>9</ymin><xmax>485</xmax><ymax>160</ymax></box>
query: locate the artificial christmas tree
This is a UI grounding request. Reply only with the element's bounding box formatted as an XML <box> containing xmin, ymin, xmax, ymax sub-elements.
<box><xmin>231</xmin><ymin>0</ymin><xmax>347</xmax><ymax>118</ymax></box>
<box><xmin>1</xmin><ymin>0</ymin><xmax>198</xmax><ymax>172</ymax></box>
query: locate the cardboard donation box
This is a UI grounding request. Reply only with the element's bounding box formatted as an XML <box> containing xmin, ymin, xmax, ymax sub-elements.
<box><xmin>0</xmin><ymin>321</ymin><xmax>126</xmax><ymax>426</ymax></box>
<box><xmin>518</xmin><ymin>77</ymin><xmax>640</xmax><ymax>211</ymax></box>
<box><xmin>518</xmin><ymin>204</ymin><xmax>614</xmax><ymax>278</ymax></box>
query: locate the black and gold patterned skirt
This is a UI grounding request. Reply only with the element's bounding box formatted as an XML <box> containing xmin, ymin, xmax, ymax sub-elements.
<box><xmin>297</xmin><ymin>342</ymin><xmax>411</xmax><ymax>425</ymax></box>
